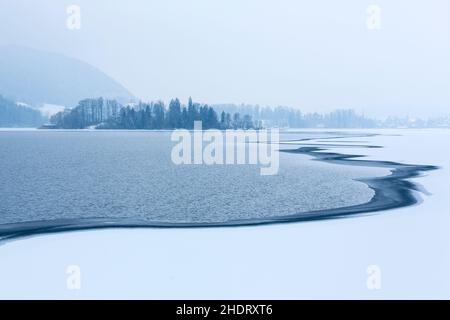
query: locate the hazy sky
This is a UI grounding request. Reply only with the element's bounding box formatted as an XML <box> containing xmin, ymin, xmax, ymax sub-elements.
<box><xmin>0</xmin><ymin>0</ymin><xmax>449</xmax><ymax>118</ymax></box>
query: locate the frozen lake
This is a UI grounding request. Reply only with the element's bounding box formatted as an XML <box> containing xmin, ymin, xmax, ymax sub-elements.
<box><xmin>0</xmin><ymin>130</ymin><xmax>388</xmax><ymax>232</ymax></box>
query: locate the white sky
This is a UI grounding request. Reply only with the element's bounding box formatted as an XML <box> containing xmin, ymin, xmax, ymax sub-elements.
<box><xmin>0</xmin><ymin>0</ymin><xmax>449</xmax><ymax>118</ymax></box>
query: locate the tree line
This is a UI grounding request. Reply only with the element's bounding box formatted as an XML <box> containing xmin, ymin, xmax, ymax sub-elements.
<box><xmin>214</xmin><ymin>104</ymin><xmax>377</xmax><ymax>128</ymax></box>
<box><xmin>50</xmin><ymin>97</ymin><xmax>259</xmax><ymax>130</ymax></box>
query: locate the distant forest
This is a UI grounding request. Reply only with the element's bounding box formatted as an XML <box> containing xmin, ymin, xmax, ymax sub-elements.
<box><xmin>49</xmin><ymin>97</ymin><xmax>450</xmax><ymax>130</ymax></box>
<box><xmin>1</xmin><ymin>92</ymin><xmax>448</xmax><ymax>129</ymax></box>
<box><xmin>50</xmin><ymin>97</ymin><xmax>257</xmax><ymax>130</ymax></box>
<box><xmin>213</xmin><ymin>104</ymin><xmax>450</xmax><ymax>129</ymax></box>
<box><xmin>0</xmin><ymin>95</ymin><xmax>46</xmax><ymax>127</ymax></box>
<box><xmin>13</xmin><ymin>96</ymin><xmax>444</xmax><ymax>130</ymax></box>
<box><xmin>213</xmin><ymin>104</ymin><xmax>376</xmax><ymax>128</ymax></box>
<box><xmin>49</xmin><ymin>97</ymin><xmax>381</xmax><ymax>130</ymax></box>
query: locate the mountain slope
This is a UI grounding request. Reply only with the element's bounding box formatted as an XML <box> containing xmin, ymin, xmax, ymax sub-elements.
<box><xmin>0</xmin><ymin>45</ymin><xmax>135</xmax><ymax>107</ymax></box>
<box><xmin>0</xmin><ymin>95</ymin><xmax>46</xmax><ymax>127</ymax></box>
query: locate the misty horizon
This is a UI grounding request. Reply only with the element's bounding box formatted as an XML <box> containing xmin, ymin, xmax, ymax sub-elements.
<box><xmin>1</xmin><ymin>0</ymin><xmax>449</xmax><ymax>119</ymax></box>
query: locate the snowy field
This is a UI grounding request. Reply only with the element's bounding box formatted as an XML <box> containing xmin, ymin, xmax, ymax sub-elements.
<box><xmin>0</xmin><ymin>129</ymin><xmax>449</xmax><ymax>299</ymax></box>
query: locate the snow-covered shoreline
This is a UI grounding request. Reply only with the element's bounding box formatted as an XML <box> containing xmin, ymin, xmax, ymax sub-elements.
<box><xmin>0</xmin><ymin>129</ymin><xmax>448</xmax><ymax>299</ymax></box>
